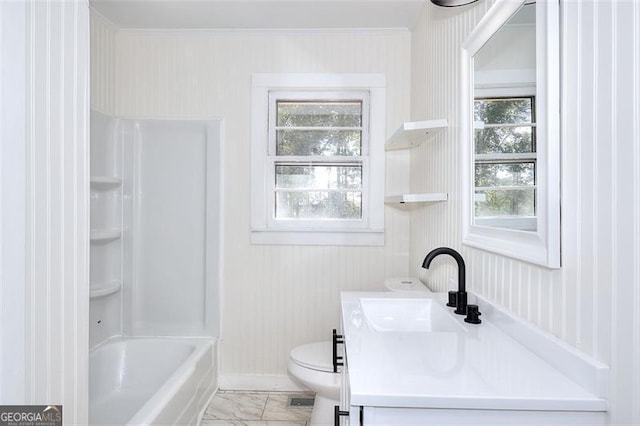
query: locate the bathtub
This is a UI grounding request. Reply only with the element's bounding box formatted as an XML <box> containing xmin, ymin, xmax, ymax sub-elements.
<box><xmin>89</xmin><ymin>337</ymin><xmax>217</xmax><ymax>425</ymax></box>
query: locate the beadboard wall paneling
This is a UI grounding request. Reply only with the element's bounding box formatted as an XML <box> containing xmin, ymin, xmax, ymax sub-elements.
<box><xmin>90</xmin><ymin>11</ymin><xmax>116</xmax><ymax>114</ymax></box>
<box><xmin>409</xmin><ymin>1</ymin><xmax>493</xmax><ymax>290</ymax></box>
<box><xmin>0</xmin><ymin>0</ymin><xmax>27</xmax><ymax>402</ymax></box>
<box><xmin>106</xmin><ymin>30</ymin><xmax>412</xmax><ymax>379</ymax></box>
<box><xmin>24</xmin><ymin>0</ymin><xmax>90</xmax><ymax>422</ymax></box>
<box><xmin>410</xmin><ymin>1</ymin><xmax>640</xmax><ymax>423</ymax></box>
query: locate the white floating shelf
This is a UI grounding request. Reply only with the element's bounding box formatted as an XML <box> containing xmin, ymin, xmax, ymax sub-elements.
<box><xmin>90</xmin><ymin>176</ymin><xmax>122</xmax><ymax>190</ymax></box>
<box><xmin>90</xmin><ymin>281</ymin><xmax>122</xmax><ymax>299</ymax></box>
<box><xmin>90</xmin><ymin>229</ymin><xmax>122</xmax><ymax>243</ymax></box>
<box><xmin>385</xmin><ymin>119</ymin><xmax>448</xmax><ymax>151</ymax></box>
<box><xmin>385</xmin><ymin>193</ymin><xmax>448</xmax><ymax>204</ymax></box>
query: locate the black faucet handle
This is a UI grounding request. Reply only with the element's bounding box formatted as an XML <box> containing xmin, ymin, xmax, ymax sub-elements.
<box><xmin>446</xmin><ymin>290</ymin><xmax>457</xmax><ymax>307</ymax></box>
<box><xmin>464</xmin><ymin>304</ymin><xmax>482</xmax><ymax>324</ymax></box>
<box><xmin>454</xmin><ymin>291</ymin><xmax>468</xmax><ymax>315</ymax></box>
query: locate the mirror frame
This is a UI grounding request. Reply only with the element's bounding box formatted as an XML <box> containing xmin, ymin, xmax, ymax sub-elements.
<box><xmin>460</xmin><ymin>0</ymin><xmax>561</xmax><ymax>268</ymax></box>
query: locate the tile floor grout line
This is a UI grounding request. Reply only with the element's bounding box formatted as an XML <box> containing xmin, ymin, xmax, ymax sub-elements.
<box><xmin>203</xmin><ymin>390</ymin><xmax>313</xmax><ymax>425</ymax></box>
<box><xmin>260</xmin><ymin>393</ymin><xmax>270</xmax><ymax>421</ymax></box>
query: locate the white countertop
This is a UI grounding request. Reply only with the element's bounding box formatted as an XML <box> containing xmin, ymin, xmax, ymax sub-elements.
<box><xmin>340</xmin><ymin>291</ymin><xmax>608</xmax><ymax>411</ymax></box>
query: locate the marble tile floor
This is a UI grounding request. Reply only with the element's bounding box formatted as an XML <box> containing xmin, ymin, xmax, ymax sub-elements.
<box><xmin>202</xmin><ymin>390</ymin><xmax>315</xmax><ymax>426</ymax></box>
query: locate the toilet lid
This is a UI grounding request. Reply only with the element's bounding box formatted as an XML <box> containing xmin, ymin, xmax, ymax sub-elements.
<box><xmin>290</xmin><ymin>341</ymin><xmax>334</xmax><ymax>373</ymax></box>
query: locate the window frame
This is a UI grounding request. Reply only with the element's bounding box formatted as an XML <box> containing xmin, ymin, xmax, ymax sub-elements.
<box><xmin>250</xmin><ymin>73</ymin><xmax>386</xmax><ymax>246</ymax></box>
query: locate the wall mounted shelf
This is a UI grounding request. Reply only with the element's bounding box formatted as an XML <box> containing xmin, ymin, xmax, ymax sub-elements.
<box><xmin>90</xmin><ymin>176</ymin><xmax>123</xmax><ymax>190</ymax></box>
<box><xmin>90</xmin><ymin>281</ymin><xmax>122</xmax><ymax>299</ymax></box>
<box><xmin>385</xmin><ymin>193</ymin><xmax>448</xmax><ymax>204</ymax></box>
<box><xmin>385</xmin><ymin>119</ymin><xmax>448</xmax><ymax>151</ymax></box>
<box><xmin>90</xmin><ymin>229</ymin><xmax>122</xmax><ymax>243</ymax></box>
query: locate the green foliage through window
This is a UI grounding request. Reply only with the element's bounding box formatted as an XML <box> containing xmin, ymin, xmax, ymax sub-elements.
<box><xmin>272</xmin><ymin>98</ymin><xmax>366</xmax><ymax>220</ymax></box>
<box><xmin>474</xmin><ymin>97</ymin><xmax>537</xmax><ymax>222</ymax></box>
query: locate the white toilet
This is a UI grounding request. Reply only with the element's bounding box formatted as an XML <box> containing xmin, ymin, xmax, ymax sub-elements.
<box><xmin>287</xmin><ymin>341</ymin><xmax>340</xmax><ymax>425</ymax></box>
<box><xmin>287</xmin><ymin>277</ymin><xmax>430</xmax><ymax>425</ymax></box>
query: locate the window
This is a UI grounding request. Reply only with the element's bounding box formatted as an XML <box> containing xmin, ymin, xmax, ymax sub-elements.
<box><xmin>251</xmin><ymin>74</ymin><xmax>385</xmax><ymax>246</ymax></box>
<box><xmin>270</xmin><ymin>93</ymin><xmax>368</xmax><ymax>226</ymax></box>
<box><xmin>474</xmin><ymin>96</ymin><xmax>537</xmax><ymax>231</ymax></box>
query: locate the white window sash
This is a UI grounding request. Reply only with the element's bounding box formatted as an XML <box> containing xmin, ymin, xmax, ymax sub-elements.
<box><xmin>268</xmin><ymin>90</ymin><xmax>370</xmax><ymax>157</ymax></box>
<box><xmin>265</xmin><ymin>157</ymin><xmax>370</xmax><ymax>229</ymax></box>
<box><xmin>475</xmin><ymin>153</ymin><xmax>537</xmax><ymax>162</ymax></box>
<box><xmin>475</xmin><ymin>185</ymin><xmax>537</xmax><ymax>191</ymax></box>
<box><xmin>478</xmin><ymin>122</ymin><xmax>537</xmax><ymax>129</ymax></box>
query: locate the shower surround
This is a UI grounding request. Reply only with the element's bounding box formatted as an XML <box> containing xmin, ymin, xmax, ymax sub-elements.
<box><xmin>89</xmin><ymin>110</ymin><xmax>222</xmax><ymax>424</ymax></box>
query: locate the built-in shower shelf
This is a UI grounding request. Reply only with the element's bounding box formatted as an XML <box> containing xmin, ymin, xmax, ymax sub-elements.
<box><xmin>90</xmin><ymin>281</ymin><xmax>122</xmax><ymax>299</ymax></box>
<box><xmin>90</xmin><ymin>229</ymin><xmax>122</xmax><ymax>243</ymax></box>
<box><xmin>90</xmin><ymin>176</ymin><xmax>122</xmax><ymax>190</ymax></box>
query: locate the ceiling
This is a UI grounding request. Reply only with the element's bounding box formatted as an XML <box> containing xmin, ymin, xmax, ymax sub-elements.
<box><xmin>90</xmin><ymin>0</ymin><xmax>427</xmax><ymax>30</ymax></box>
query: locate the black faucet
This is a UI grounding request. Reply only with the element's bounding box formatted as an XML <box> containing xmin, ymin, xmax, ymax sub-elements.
<box><xmin>422</xmin><ymin>247</ymin><xmax>468</xmax><ymax>316</ymax></box>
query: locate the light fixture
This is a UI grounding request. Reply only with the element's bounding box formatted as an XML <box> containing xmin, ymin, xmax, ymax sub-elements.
<box><xmin>431</xmin><ymin>0</ymin><xmax>479</xmax><ymax>6</ymax></box>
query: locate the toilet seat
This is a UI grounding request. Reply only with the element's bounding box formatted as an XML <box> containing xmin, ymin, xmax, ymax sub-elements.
<box><xmin>290</xmin><ymin>341</ymin><xmax>334</xmax><ymax>372</ymax></box>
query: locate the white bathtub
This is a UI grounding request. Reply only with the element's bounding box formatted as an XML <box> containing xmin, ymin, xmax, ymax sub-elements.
<box><xmin>89</xmin><ymin>337</ymin><xmax>217</xmax><ymax>425</ymax></box>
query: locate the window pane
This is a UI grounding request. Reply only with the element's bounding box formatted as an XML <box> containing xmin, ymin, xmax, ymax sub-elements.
<box><xmin>277</xmin><ymin>101</ymin><xmax>362</xmax><ymax>127</ymax></box>
<box><xmin>275</xmin><ymin>191</ymin><xmax>362</xmax><ymax>219</ymax></box>
<box><xmin>475</xmin><ymin>162</ymin><xmax>535</xmax><ymax>188</ymax></box>
<box><xmin>474</xmin><ymin>98</ymin><xmax>533</xmax><ymax>124</ymax></box>
<box><xmin>475</xmin><ymin>126</ymin><xmax>534</xmax><ymax>154</ymax></box>
<box><xmin>276</xmin><ymin>129</ymin><xmax>361</xmax><ymax>156</ymax></box>
<box><xmin>275</xmin><ymin>164</ymin><xmax>362</xmax><ymax>190</ymax></box>
<box><xmin>473</xmin><ymin>96</ymin><xmax>537</xmax><ymax>232</ymax></box>
<box><xmin>474</xmin><ymin>187</ymin><xmax>535</xmax><ymax>218</ymax></box>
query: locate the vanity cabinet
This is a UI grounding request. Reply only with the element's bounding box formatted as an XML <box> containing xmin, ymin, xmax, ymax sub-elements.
<box><xmin>344</xmin><ymin>403</ymin><xmax>607</xmax><ymax>426</ymax></box>
<box><xmin>384</xmin><ymin>119</ymin><xmax>449</xmax><ymax>206</ymax></box>
<box><xmin>338</xmin><ymin>291</ymin><xmax>609</xmax><ymax>426</ymax></box>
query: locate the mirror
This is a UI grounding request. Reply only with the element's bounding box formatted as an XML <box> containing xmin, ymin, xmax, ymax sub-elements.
<box><xmin>473</xmin><ymin>3</ymin><xmax>536</xmax><ymax>231</ymax></box>
<box><xmin>461</xmin><ymin>0</ymin><xmax>561</xmax><ymax>268</ymax></box>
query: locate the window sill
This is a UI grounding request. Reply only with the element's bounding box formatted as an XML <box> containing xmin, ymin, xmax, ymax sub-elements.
<box><xmin>250</xmin><ymin>228</ymin><xmax>384</xmax><ymax>246</ymax></box>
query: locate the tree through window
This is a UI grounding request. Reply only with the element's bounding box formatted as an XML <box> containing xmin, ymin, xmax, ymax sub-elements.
<box><xmin>270</xmin><ymin>94</ymin><xmax>369</xmax><ymax>222</ymax></box>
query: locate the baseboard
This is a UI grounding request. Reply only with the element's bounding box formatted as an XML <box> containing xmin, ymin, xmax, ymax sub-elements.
<box><xmin>218</xmin><ymin>374</ymin><xmax>310</xmax><ymax>392</ymax></box>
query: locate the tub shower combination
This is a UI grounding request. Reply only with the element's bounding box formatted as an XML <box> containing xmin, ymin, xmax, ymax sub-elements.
<box><xmin>89</xmin><ymin>338</ymin><xmax>216</xmax><ymax>425</ymax></box>
<box><xmin>89</xmin><ymin>112</ymin><xmax>221</xmax><ymax>424</ymax></box>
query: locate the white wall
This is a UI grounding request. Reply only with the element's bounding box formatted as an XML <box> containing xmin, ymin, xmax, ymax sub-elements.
<box><xmin>91</xmin><ymin>11</ymin><xmax>117</xmax><ymax>115</ymax></box>
<box><xmin>89</xmin><ymin>23</ymin><xmax>413</xmax><ymax>386</ymax></box>
<box><xmin>0</xmin><ymin>0</ymin><xmax>26</xmax><ymax>403</ymax></box>
<box><xmin>0</xmin><ymin>0</ymin><xmax>90</xmax><ymax>423</ymax></box>
<box><xmin>410</xmin><ymin>1</ymin><xmax>640</xmax><ymax>424</ymax></box>
<box><xmin>125</xmin><ymin>119</ymin><xmax>212</xmax><ymax>337</ymax></box>
<box><xmin>474</xmin><ymin>8</ymin><xmax>536</xmax><ymax>77</ymax></box>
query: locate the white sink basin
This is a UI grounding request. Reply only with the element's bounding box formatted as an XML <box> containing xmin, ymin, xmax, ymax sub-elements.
<box><xmin>360</xmin><ymin>297</ymin><xmax>463</xmax><ymax>332</ymax></box>
<box><xmin>341</xmin><ymin>291</ymin><xmax>609</xmax><ymax>414</ymax></box>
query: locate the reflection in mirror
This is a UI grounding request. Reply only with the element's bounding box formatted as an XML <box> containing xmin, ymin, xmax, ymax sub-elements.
<box><xmin>461</xmin><ymin>0</ymin><xmax>560</xmax><ymax>267</ymax></box>
<box><xmin>473</xmin><ymin>3</ymin><xmax>537</xmax><ymax>231</ymax></box>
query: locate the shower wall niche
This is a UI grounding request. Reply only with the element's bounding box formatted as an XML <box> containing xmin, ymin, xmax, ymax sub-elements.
<box><xmin>89</xmin><ymin>110</ymin><xmax>221</xmax><ymax>348</ymax></box>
